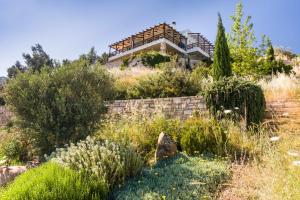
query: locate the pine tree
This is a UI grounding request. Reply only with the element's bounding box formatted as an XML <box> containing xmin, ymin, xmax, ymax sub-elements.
<box><xmin>213</xmin><ymin>13</ymin><xmax>232</xmax><ymax>80</ymax></box>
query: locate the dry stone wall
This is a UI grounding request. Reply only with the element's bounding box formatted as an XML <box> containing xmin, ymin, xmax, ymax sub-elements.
<box><xmin>1</xmin><ymin>97</ymin><xmax>300</xmax><ymax>125</ymax></box>
<box><xmin>107</xmin><ymin>96</ymin><xmax>207</xmax><ymax>120</ymax></box>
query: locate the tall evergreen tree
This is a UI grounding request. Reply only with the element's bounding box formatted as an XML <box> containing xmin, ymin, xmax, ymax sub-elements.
<box><xmin>266</xmin><ymin>38</ymin><xmax>275</xmax><ymax>63</ymax></box>
<box><xmin>213</xmin><ymin>13</ymin><xmax>232</xmax><ymax>80</ymax></box>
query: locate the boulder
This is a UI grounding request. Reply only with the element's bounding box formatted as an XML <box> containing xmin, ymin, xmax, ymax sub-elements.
<box><xmin>155</xmin><ymin>132</ymin><xmax>177</xmax><ymax>161</ymax></box>
<box><xmin>0</xmin><ymin>166</ymin><xmax>27</xmax><ymax>186</ymax></box>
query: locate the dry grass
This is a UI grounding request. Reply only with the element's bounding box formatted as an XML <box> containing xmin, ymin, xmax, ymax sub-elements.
<box><xmin>256</xmin><ymin>116</ymin><xmax>300</xmax><ymax>200</ymax></box>
<box><xmin>218</xmin><ymin>108</ymin><xmax>300</xmax><ymax>200</ymax></box>
<box><xmin>108</xmin><ymin>66</ymin><xmax>161</xmax><ymax>79</ymax></box>
<box><xmin>259</xmin><ymin>73</ymin><xmax>300</xmax><ymax>101</ymax></box>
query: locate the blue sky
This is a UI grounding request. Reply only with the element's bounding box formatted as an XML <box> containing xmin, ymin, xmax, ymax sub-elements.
<box><xmin>0</xmin><ymin>0</ymin><xmax>299</xmax><ymax>76</ymax></box>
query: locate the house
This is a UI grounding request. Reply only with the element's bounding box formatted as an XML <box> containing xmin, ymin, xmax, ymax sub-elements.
<box><xmin>107</xmin><ymin>22</ymin><xmax>214</xmax><ymax>68</ymax></box>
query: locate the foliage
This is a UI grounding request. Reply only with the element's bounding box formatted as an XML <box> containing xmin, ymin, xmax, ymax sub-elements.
<box><xmin>0</xmin><ymin>162</ymin><xmax>108</xmax><ymax>200</ymax></box>
<box><xmin>227</xmin><ymin>2</ymin><xmax>259</xmax><ymax>76</ymax></box>
<box><xmin>180</xmin><ymin>117</ymin><xmax>227</xmax><ymax>156</ymax></box>
<box><xmin>127</xmin><ymin>66</ymin><xmax>198</xmax><ymax>99</ymax></box>
<box><xmin>22</xmin><ymin>44</ymin><xmax>56</xmax><ymax>73</ymax></box>
<box><xmin>266</xmin><ymin>38</ymin><xmax>275</xmax><ymax>63</ymax></box>
<box><xmin>7</xmin><ymin>61</ymin><xmax>27</xmax><ymax>79</ymax></box>
<box><xmin>113</xmin><ymin>153</ymin><xmax>230</xmax><ymax>200</ymax></box>
<box><xmin>205</xmin><ymin>76</ymin><xmax>266</xmax><ymax>127</ymax></box>
<box><xmin>97</xmin><ymin>116</ymin><xmax>181</xmax><ymax>161</ymax></box>
<box><xmin>213</xmin><ymin>14</ymin><xmax>232</xmax><ymax>80</ymax></box>
<box><xmin>0</xmin><ymin>86</ymin><xmax>5</xmax><ymax>105</ymax></box>
<box><xmin>256</xmin><ymin>39</ymin><xmax>293</xmax><ymax>76</ymax></box>
<box><xmin>121</xmin><ymin>57</ymin><xmax>130</xmax><ymax>70</ymax></box>
<box><xmin>98</xmin><ymin>52</ymin><xmax>109</xmax><ymax>65</ymax></box>
<box><xmin>50</xmin><ymin>136</ymin><xmax>143</xmax><ymax>189</ymax></box>
<box><xmin>1</xmin><ymin>139</ymin><xmax>24</xmax><ymax>162</ymax></box>
<box><xmin>138</xmin><ymin>51</ymin><xmax>170</xmax><ymax>67</ymax></box>
<box><xmin>5</xmin><ymin>62</ymin><xmax>114</xmax><ymax>155</ymax></box>
<box><xmin>257</xmin><ymin>60</ymin><xmax>293</xmax><ymax>76</ymax></box>
<box><xmin>98</xmin><ymin>115</ymin><xmax>266</xmax><ymax>161</ymax></box>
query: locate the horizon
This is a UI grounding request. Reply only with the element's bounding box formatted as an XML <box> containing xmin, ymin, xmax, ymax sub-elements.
<box><xmin>0</xmin><ymin>0</ymin><xmax>299</xmax><ymax>77</ymax></box>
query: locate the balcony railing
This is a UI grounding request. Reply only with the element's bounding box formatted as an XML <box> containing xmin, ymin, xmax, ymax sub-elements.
<box><xmin>187</xmin><ymin>42</ymin><xmax>214</xmax><ymax>57</ymax></box>
<box><xmin>187</xmin><ymin>33</ymin><xmax>214</xmax><ymax>57</ymax></box>
<box><xmin>109</xmin><ymin>33</ymin><xmax>187</xmax><ymax>57</ymax></box>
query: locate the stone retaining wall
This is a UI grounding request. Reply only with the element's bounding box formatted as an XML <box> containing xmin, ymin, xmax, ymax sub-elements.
<box><xmin>107</xmin><ymin>96</ymin><xmax>207</xmax><ymax>120</ymax></box>
<box><xmin>1</xmin><ymin>97</ymin><xmax>300</xmax><ymax>125</ymax></box>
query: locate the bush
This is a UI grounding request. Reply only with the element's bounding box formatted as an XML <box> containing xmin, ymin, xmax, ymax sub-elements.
<box><xmin>205</xmin><ymin>76</ymin><xmax>266</xmax><ymax>128</ymax></box>
<box><xmin>2</xmin><ymin>139</ymin><xmax>24</xmax><ymax>162</ymax></box>
<box><xmin>50</xmin><ymin>136</ymin><xmax>143</xmax><ymax>189</ymax></box>
<box><xmin>0</xmin><ymin>162</ymin><xmax>108</xmax><ymax>200</ymax></box>
<box><xmin>5</xmin><ymin>62</ymin><xmax>114</xmax><ymax>155</ymax></box>
<box><xmin>180</xmin><ymin>117</ymin><xmax>227</xmax><ymax>156</ymax></box>
<box><xmin>139</xmin><ymin>51</ymin><xmax>170</xmax><ymax>67</ymax></box>
<box><xmin>257</xmin><ymin>60</ymin><xmax>293</xmax><ymax>76</ymax></box>
<box><xmin>180</xmin><ymin>117</ymin><xmax>270</xmax><ymax>160</ymax></box>
<box><xmin>97</xmin><ymin>116</ymin><xmax>181</xmax><ymax>161</ymax></box>
<box><xmin>127</xmin><ymin>66</ymin><xmax>198</xmax><ymax>99</ymax></box>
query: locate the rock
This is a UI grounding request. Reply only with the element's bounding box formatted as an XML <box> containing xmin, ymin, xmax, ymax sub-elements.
<box><xmin>0</xmin><ymin>166</ymin><xmax>27</xmax><ymax>186</ymax></box>
<box><xmin>155</xmin><ymin>132</ymin><xmax>177</xmax><ymax>161</ymax></box>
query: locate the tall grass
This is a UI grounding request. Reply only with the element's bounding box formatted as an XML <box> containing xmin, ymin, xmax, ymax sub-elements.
<box><xmin>259</xmin><ymin>73</ymin><xmax>300</xmax><ymax>101</ymax></box>
<box><xmin>0</xmin><ymin>162</ymin><xmax>108</xmax><ymax>200</ymax></box>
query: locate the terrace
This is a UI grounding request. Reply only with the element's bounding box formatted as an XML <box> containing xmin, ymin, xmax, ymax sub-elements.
<box><xmin>108</xmin><ymin>23</ymin><xmax>215</xmax><ymax>62</ymax></box>
<box><xmin>187</xmin><ymin>33</ymin><xmax>214</xmax><ymax>57</ymax></box>
<box><xmin>108</xmin><ymin>23</ymin><xmax>188</xmax><ymax>58</ymax></box>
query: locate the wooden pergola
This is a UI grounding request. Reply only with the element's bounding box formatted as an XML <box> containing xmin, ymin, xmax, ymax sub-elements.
<box><xmin>109</xmin><ymin>23</ymin><xmax>188</xmax><ymax>57</ymax></box>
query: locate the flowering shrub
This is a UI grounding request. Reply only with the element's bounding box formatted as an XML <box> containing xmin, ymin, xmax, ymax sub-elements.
<box><xmin>50</xmin><ymin>136</ymin><xmax>143</xmax><ymax>188</ymax></box>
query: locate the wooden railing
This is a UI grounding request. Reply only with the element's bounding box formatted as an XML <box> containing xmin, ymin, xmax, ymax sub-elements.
<box><xmin>187</xmin><ymin>33</ymin><xmax>214</xmax><ymax>57</ymax></box>
<box><xmin>187</xmin><ymin>42</ymin><xmax>214</xmax><ymax>57</ymax></box>
<box><xmin>109</xmin><ymin>33</ymin><xmax>187</xmax><ymax>57</ymax></box>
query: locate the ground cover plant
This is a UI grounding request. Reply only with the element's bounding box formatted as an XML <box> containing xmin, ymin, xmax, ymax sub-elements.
<box><xmin>112</xmin><ymin>153</ymin><xmax>230</xmax><ymax>200</ymax></box>
<box><xmin>0</xmin><ymin>162</ymin><xmax>108</xmax><ymax>200</ymax></box>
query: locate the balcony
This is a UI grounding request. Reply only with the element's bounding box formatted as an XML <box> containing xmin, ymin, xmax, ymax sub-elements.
<box><xmin>108</xmin><ymin>23</ymin><xmax>188</xmax><ymax>57</ymax></box>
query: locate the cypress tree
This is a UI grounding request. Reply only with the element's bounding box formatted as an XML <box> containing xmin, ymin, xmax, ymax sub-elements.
<box><xmin>266</xmin><ymin>39</ymin><xmax>275</xmax><ymax>63</ymax></box>
<box><xmin>213</xmin><ymin>13</ymin><xmax>232</xmax><ymax>80</ymax></box>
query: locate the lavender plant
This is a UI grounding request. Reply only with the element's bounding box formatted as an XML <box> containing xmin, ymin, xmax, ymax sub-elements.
<box><xmin>50</xmin><ymin>136</ymin><xmax>143</xmax><ymax>188</ymax></box>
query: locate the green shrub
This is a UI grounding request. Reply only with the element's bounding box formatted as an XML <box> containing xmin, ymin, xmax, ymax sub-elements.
<box><xmin>205</xmin><ymin>76</ymin><xmax>266</xmax><ymax>128</ymax></box>
<box><xmin>0</xmin><ymin>162</ymin><xmax>108</xmax><ymax>200</ymax></box>
<box><xmin>121</xmin><ymin>57</ymin><xmax>130</xmax><ymax>70</ymax></box>
<box><xmin>139</xmin><ymin>51</ymin><xmax>170</xmax><ymax>67</ymax></box>
<box><xmin>257</xmin><ymin>60</ymin><xmax>293</xmax><ymax>76</ymax></box>
<box><xmin>113</xmin><ymin>153</ymin><xmax>230</xmax><ymax>200</ymax></box>
<box><xmin>50</xmin><ymin>136</ymin><xmax>143</xmax><ymax>189</ymax></box>
<box><xmin>127</xmin><ymin>66</ymin><xmax>198</xmax><ymax>99</ymax></box>
<box><xmin>97</xmin><ymin>116</ymin><xmax>181</xmax><ymax>161</ymax></box>
<box><xmin>180</xmin><ymin>117</ymin><xmax>227</xmax><ymax>156</ymax></box>
<box><xmin>5</xmin><ymin>62</ymin><xmax>114</xmax><ymax>155</ymax></box>
<box><xmin>2</xmin><ymin>139</ymin><xmax>24</xmax><ymax>162</ymax></box>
